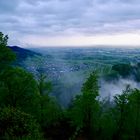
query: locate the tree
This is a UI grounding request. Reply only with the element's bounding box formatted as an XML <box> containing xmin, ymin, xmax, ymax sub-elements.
<box><xmin>0</xmin><ymin>107</ymin><xmax>42</xmax><ymax>140</ymax></box>
<box><xmin>0</xmin><ymin>67</ymin><xmax>40</xmax><ymax>115</ymax></box>
<box><xmin>99</xmin><ymin>96</ymin><xmax>116</xmax><ymax>140</ymax></box>
<box><xmin>112</xmin><ymin>64</ymin><xmax>132</xmax><ymax>78</ymax></box>
<box><xmin>35</xmin><ymin>70</ymin><xmax>62</xmax><ymax>139</ymax></box>
<box><xmin>112</xmin><ymin>88</ymin><xmax>140</xmax><ymax>140</ymax></box>
<box><xmin>69</xmin><ymin>72</ymin><xmax>100</xmax><ymax>139</ymax></box>
<box><xmin>0</xmin><ymin>32</ymin><xmax>16</xmax><ymax>69</ymax></box>
<box><xmin>128</xmin><ymin>89</ymin><xmax>140</xmax><ymax>140</ymax></box>
<box><xmin>112</xmin><ymin>85</ymin><xmax>131</xmax><ymax>140</ymax></box>
<box><xmin>0</xmin><ymin>32</ymin><xmax>43</xmax><ymax>139</ymax></box>
<box><xmin>37</xmin><ymin>68</ymin><xmax>52</xmax><ymax>96</ymax></box>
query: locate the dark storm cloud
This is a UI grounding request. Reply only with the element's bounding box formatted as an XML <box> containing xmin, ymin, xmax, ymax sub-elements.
<box><xmin>0</xmin><ymin>0</ymin><xmax>140</xmax><ymax>39</ymax></box>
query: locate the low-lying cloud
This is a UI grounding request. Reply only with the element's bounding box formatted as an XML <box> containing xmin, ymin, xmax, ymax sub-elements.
<box><xmin>100</xmin><ymin>78</ymin><xmax>140</xmax><ymax>99</ymax></box>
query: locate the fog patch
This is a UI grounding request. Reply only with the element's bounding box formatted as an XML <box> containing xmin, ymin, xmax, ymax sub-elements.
<box><xmin>99</xmin><ymin>78</ymin><xmax>140</xmax><ymax>99</ymax></box>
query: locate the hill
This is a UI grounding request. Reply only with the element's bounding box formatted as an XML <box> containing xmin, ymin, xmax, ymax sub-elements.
<box><xmin>8</xmin><ymin>46</ymin><xmax>41</xmax><ymax>62</ymax></box>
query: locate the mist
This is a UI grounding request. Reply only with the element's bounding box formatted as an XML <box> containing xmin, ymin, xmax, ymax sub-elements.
<box><xmin>99</xmin><ymin>77</ymin><xmax>140</xmax><ymax>100</ymax></box>
<box><xmin>22</xmin><ymin>47</ymin><xmax>140</xmax><ymax>107</ymax></box>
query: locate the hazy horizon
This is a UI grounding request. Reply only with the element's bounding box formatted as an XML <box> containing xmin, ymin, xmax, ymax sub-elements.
<box><xmin>21</xmin><ymin>45</ymin><xmax>140</xmax><ymax>49</ymax></box>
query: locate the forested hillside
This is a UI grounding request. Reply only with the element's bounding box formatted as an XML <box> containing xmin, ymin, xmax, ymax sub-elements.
<box><xmin>8</xmin><ymin>46</ymin><xmax>41</xmax><ymax>66</ymax></box>
<box><xmin>1</xmin><ymin>32</ymin><xmax>140</xmax><ymax>140</ymax></box>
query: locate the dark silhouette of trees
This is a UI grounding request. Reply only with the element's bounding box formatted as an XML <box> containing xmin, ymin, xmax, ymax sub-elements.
<box><xmin>0</xmin><ymin>107</ymin><xmax>42</xmax><ymax>139</ymax></box>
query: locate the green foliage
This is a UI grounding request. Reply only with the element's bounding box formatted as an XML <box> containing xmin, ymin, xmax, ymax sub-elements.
<box><xmin>103</xmin><ymin>70</ymin><xmax>119</xmax><ymax>81</ymax></box>
<box><xmin>38</xmin><ymin>94</ymin><xmax>62</xmax><ymax>128</ymax></box>
<box><xmin>0</xmin><ymin>67</ymin><xmax>39</xmax><ymax>115</ymax></box>
<box><xmin>112</xmin><ymin>87</ymin><xmax>130</xmax><ymax>140</ymax></box>
<box><xmin>112</xmin><ymin>63</ymin><xmax>132</xmax><ymax>77</ymax></box>
<box><xmin>69</xmin><ymin>72</ymin><xmax>100</xmax><ymax>139</ymax></box>
<box><xmin>127</xmin><ymin>89</ymin><xmax>140</xmax><ymax>140</ymax></box>
<box><xmin>36</xmin><ymin>71</ymin><xmax>62</xmax><ymax>129</ymax></box>
<box><xmin>0</xmin><ymin>107</ymin><xmax>42</xmax><ymax>140</ymax></box>
<box><xmin>98</xmin><ymin>97</ymin><xmax>114</xmax><ymax>140</ymax></box>
<box><xmin>82</xmin><ymin>71</ymin><xmax>99</xmax><ymax>96</ymax></box>
<box><xmin>37</xmin><ymin>71</ymin><xmax>52</xmax><ymax>96</ymax></box>
<box><xmin>0</xmin><ymin>32</ymin><xmax>16</xmax><ymax>69</ymax></box>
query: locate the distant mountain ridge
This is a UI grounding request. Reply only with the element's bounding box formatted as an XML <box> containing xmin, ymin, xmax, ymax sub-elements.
<box><xmin>8</xmin><ymin>46</ymin><xmax>41</xmax><ymax>61</ymax></box>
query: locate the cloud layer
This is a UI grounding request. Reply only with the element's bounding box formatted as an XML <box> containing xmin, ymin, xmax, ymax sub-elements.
<box><xmin>0</xmin><ymin>0</ymin><xmax>140</xmax><ymax>46</ymax></box>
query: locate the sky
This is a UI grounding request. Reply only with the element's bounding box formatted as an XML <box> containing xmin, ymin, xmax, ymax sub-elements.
<box><xmin>0</xmin><ymin>0</ymin><xmax>140</xmax><ymax>47</ymax></box>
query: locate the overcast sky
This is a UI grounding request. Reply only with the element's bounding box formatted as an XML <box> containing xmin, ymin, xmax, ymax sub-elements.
<box><xmin>1</xmin><ymin>0</ymin><xmax>140</xmax><ymax>47</ymax></box>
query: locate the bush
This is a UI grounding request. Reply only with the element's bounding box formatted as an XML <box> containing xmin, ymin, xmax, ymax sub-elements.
<box><xmin>0</xmin><ymin>107</ymin><xmax>42</xmax><ymax>140</ymax></box>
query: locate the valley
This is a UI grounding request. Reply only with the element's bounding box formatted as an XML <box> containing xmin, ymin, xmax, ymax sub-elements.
<box><xmin>20</xmin><ymin>47</ymin><xmax>140</xmax><ymax>106</ymax></box>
